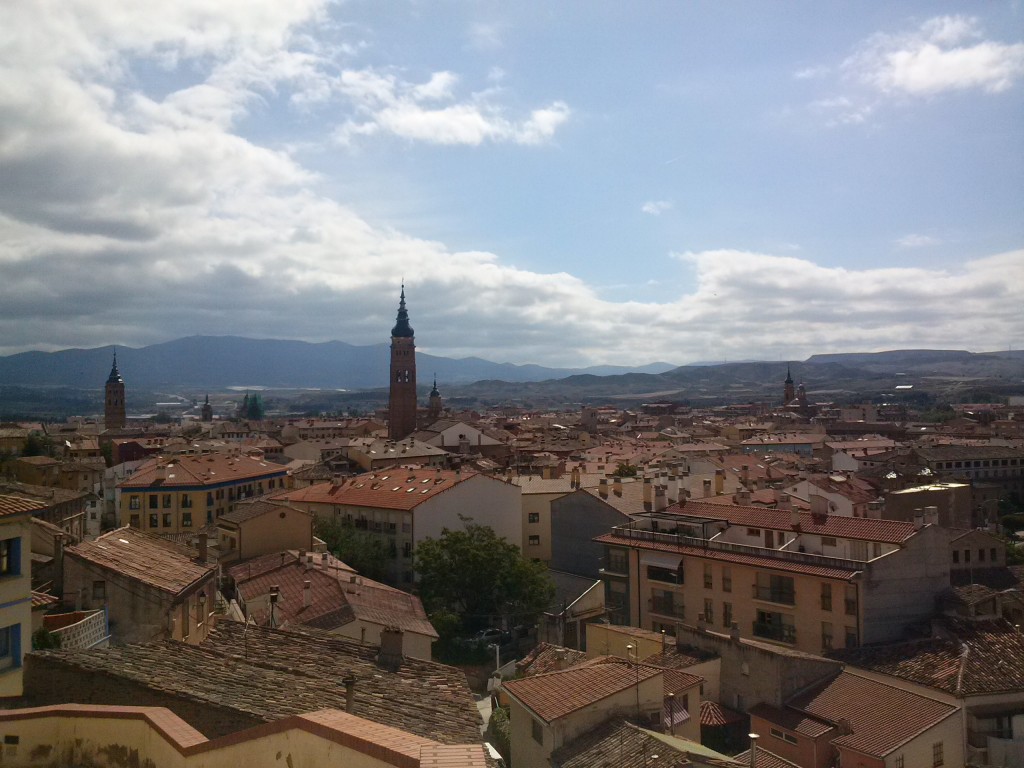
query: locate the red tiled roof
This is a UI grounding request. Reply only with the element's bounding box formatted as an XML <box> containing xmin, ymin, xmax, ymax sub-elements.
<box><xmin>664</xmin><ymin>500</ymin><xmax>916</xmax><ymax>544</ymax></box>
<box><xmin>594</xmin><ymin>532</ymin><xmax>860</xmax><ymax>581</ymax></box>
<box><xmin>274</xmin><ymin>469</ymin><xmax>481</xmax><ymax>512</ymax></box>
<box><xmin>502</xmin><ymin>660</ymin><xmax>662</xmax><ymax>723</ymax></box>
<box><xmin>119</xmin><ymin>453</ymin><xmax>285</xmax><ymax>489</ymax></box>
<box><xmin>787</xmin><ymin>670</ymin><xmax>959</xmax><ymax>757</ymax></box>
<box><xmin>515</xmin><ymin>643</ymin><xmax>588</xmax><ymax>677</ymax></box>
<box><xmin>749</xmin><ymin>702</ymin><xmax>833</xmax><ymax>738</ymax></box>
<box><xmin>0</xmin><ymin>494</ymin><xmax>46</xmax><ymax>517</ymax></box>
<box><xmin>66</xmin><ymin>527</ymin><xmax>214</xmax><ymax>595</ymax></box>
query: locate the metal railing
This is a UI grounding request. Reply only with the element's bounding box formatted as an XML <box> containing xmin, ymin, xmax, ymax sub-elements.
<box><xmin>753</xmin><ymin>621</ymin><xmax>797</xmax><ymax>644</ymax></box>
<box><xmin>607</xmin><ymin>525</ymin><xmax>863</xmax><ymax>570</ymax></box>
<box><xmin>649</xmin><ymin>597</ymin><xmax>686</xmax><ymax>619</ymax></box>
<box><xmin>753</xmin><ymin>585</ymin><xmax>796</xmax><ymax>605</ymax></box>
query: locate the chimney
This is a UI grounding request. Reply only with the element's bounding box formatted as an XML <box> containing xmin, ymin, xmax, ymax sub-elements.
<box><xmin>613</xmin><ymin>476</ymin><xmax>622</xmax><ymax>497</ymax></box>
<box><xmin>714</xmin><ymin>469</ymin><xmax>725</xmax><ymax>494</ymax></box>
<box><xmin>913</xmin><ymin>508</ymin><xmax>924</xmax><ymax>530</ymax></box>
<box><xmin>303</xmin><ymin>580</ymin><xmax>311</xmax><ymax>608</ymax></box>
<box><xmin>790</xmin><ymin>508</ymin><xmax>800</xmax><ymax>529</ymax></box>
<box><xmin>740</xmin><ymin>464</ymin><xmax>750</xmax><ymax>487</ymax></box>
<box><xmin>702</xmin><ymin>479</ymin><xmax>712</xmax><ymax>497</ymax></box>
<box><xmin>867</xmin><ymin>500</ymin><xmax>882</xmax><ymax>518</ymax></box>
<box><xmin>598</xmin><ymin>478</ymin><xmax>609</xmax><ymax>499</ymax></box>
<box><xmin>643</xmin><ymin>477</ymin><xmax>653</xmax><ymax>507</ymax></box>
<box><xmin>196</xmin><ymin>533</ymin><xmax>208</xmax><ymax>564</ymax></box>
<box><xmin>342</xmin><ymin>675</ymin><xmax>356</xmax><ymax>713</ymax></box>
<box><xmin>730</xmin><ymin>622</ymin><xmax>741</xmax><ymax>642</ymax></box>
<box><xmin>924</xmin><ymin>505</ymin><xmax>939</xmax><ymax>526</ymax></box>
<box><xmin>377</xmin><ymin>627</ymin><xmax>404</xmax><ymax>671</ymax></box>
<box><xmin>553</xmin><ymin>648</ymin><xmax>567</xmax><ymax>670</ymax></box>
<box><xmin>736</xmin><ymin>489</ymin><xmax>751</xmax><ymax>506</ymax></box>
<box><xmin>654</xmin><ymin>485</ymin><xmax>667</xmax><ymax>511</ymax></box>
<box><xmin>667</xmin><ymin>474</ymin><xmax>678</xmax><ymax>504</ymax></box>
<box><xmin>748</xmin><ymin>734</ymin><xmax>759</xmax><ymax>768</ymax></box>
<box><xmin>779</xmin><ymin>493</ymin><xmax>792</xmax><ymax>512</ymax></box>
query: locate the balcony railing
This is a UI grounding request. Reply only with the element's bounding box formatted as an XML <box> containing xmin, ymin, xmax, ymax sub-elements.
<box><xmin>649</xmin><ymin>597</ymin><xmax>685</xmax><ymax>619</ymax></box>
<box><xmin>605</xmin><ymin>525</ymin><xmax>862</xmax><ymax>570</ymax></box>
<box><xmin>753</xmin><ymin>621</ymin><xmax>797</xmax><ymax>644</ymax></box>
<box><xmin>753</xmin><ymin>585</ymin><xmax>796</xmax><ymax>606</ymax></box>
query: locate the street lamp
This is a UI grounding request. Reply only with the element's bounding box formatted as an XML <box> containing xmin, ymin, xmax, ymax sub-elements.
<box><xmin>626</xmin><ymin>643</ymin><xmax>640</xmax><ymax>721</ymax></box>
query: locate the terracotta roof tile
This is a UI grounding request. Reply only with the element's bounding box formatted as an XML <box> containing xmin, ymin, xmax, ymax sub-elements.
<box><xmin>274</xmin><ymin>469</ymin><xmax>483</xmax><ymax>511</ymax></box>
<box><xmin>786</xmin><ymin>670</ymin><xmax>958</xmax><ymax>757</ymax></box>
<box><xmin>502</xmin><ymin>660</ymin><xmax>661</xmax><ymax>723</ymax></box>
<box><xmin>119</xmin><ymin>453</ymin><xmax>286</xmax><ymax>489</ymax></box>
<box><xmin>515</xmin><ymin>643</ymin><xmax>587</xmax><ymax>677</ymax></box>
<box><xmin>0</xmin><ymin>493</ymin><xmax>46</xmax><ymax>517</ymax></box>
<box><xmin>65</xmin><ymin>527</ymin><xmax>214</xmax><ymax>595</ymax></box>
<box><xmin>31</xmin><ymin>621</ymin><xmax>481</xmax><ymax>745</ymax></box>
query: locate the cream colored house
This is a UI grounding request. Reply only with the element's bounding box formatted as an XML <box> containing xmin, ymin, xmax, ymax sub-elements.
<box><xmin>0</xmin><ymin>496</ymin><xmax>39</xmax><ymax>696</ymax></box>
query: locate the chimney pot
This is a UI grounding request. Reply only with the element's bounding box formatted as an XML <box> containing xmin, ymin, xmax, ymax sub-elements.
<box><xmin>377</xmin><ymin>626</ymin><xmax>405</xmax><ymax>671</ymax></box>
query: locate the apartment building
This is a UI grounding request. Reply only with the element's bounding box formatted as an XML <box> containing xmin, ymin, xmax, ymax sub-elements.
<box><xmin>117</xmin><ymin>453</ymin><xmax>289</xmax><ymax>533</ymax></box>
<box><xmin>595</xmin><ymin>500</ymin><xmax>950</xmax><ymax>655</ymax></box>
<box><xmin>0</xmin><ymin>495</ymin><xmax>38</xmax><ymax>697</ymax></box>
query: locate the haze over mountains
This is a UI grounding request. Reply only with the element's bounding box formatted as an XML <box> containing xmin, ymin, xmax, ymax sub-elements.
<box><xmin>0</xmin><ymin>336</ymin><xmax>677</xmax><ymax>390</ymax></box>
<box><xmin>0</xmin><ymin>337</ymin><xmax>1021</xmax><ymax>400</ymax></box>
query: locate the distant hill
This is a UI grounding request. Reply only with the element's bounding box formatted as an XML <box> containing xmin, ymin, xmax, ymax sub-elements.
<box><xmin>0</xmin><ymin>336</ymin><xmax>678</xmax><ymax>390</ymax></box>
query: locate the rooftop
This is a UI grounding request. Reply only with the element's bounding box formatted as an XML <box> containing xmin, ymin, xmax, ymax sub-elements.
<box><xmin>30</xmin><ymin>621</ymin><xmax>481</xmax><ymax>745</ymax></box>
<box><xmin>119</xmin><ymin>453</ymin><xmax>285</xmax><ymax>489</ymax></box>
<box><xmin>64</xmin><ymin>526</ymin><xmax>214</xmax><ymax>595</ymax></box>
<box><xmin>275</xmin><ymin>468</ymin><xmax>489</xmax><ymax>511</ymax></box>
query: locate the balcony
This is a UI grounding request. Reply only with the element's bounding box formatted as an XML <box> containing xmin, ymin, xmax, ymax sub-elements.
<box><xmin>649</xmin><ymin>597</ymin><xmax>685</xmax><ymax>620</ymax></box>
<box><xmin>753</xmin><ymin>621</ymin><xmax>797</xmax><ymax>644</ymax></box>
<box><xmin>753</xmin><ymin>585</ymin><xmax>795</xmax><ymax>606</ymax></box>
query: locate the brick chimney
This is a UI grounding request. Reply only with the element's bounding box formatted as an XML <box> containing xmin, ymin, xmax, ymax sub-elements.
<box><xmin>377</xmin><ymin>627</ymin><xmax>404</xmax><ymax>671</ymax></box>
<box><xmin>598</xmin><ymin>478</ymin><xmax>609</xmax><ymax>499</ymax></box>
<box><xmin>612</xmin><ymin>476</ymin><xmax>622</xmax><ymax>497</ymax></box>
<box><xmin>736</xmin><ymin>489</ymin><xmax>751</xmax><ymax>506</ymax></box>
<box><xmin>196</xmin><ymin>532</ymin><xmax>208</xmax><ymax>564</ymax></box>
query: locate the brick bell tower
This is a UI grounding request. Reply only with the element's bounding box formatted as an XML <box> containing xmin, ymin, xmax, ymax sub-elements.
<box><xmin>388</xmin><ymin>285</ymin><xmax>417</xmax><ymax>440</ymax></box>
<box><xmin>104</xmin><ymin>351</ymin><xmax>126</xmax><ymax>430</ymax></box>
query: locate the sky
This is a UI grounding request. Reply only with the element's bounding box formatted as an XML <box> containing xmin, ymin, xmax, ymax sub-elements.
<box><xmin>1</xmin><ymin>1</ymin><xmax>1022</xmax><ymax>368</ymax></box>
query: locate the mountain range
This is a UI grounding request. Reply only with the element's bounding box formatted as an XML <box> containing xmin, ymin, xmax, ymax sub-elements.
<box><xmin>0</xmin><ymin>336</ymin><xmax>677</xmax><ymax>390</ymax></box>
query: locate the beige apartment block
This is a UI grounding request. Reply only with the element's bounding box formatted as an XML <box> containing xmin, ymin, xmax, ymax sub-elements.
<box><xmin>596</xmin><ymin>500</ymin><xmax>950</xmax><ymax>655</ymax></box>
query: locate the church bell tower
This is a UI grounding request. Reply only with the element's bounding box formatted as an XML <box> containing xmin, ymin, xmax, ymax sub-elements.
<box><xmin>388</xmin><ymin>286</ymin><xmax>417</xmax><ymax>440</ymax></box>
<box><xmin>104</xmin><ymin>351</ymin><xmax>126</xmax><ymax>430</ymax></box>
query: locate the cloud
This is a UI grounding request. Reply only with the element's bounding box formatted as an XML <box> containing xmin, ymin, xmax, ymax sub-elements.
<box><xmin>468</xmin><ymin>22</ymin><xmax>503</xmax><ymax>51</ymax></box>
<box><xmin>335</xmin><ymin>68</ymin><xmax>570</xmax><ymax>146</ymax></box>
<box><xmin>895</xmin><ymin>234</ymin><xmax>942</xmax><ymax>248</ymax></box>
<box><xmin>0</xmin><ymin>2</ymin><xmax>1020</xmax><ymax>368</ymax></box>
<box><xmin>845</xmin><ymin>15</ymin><xmax>1024</xmax><ymax>95</ymax></box>
<box><xmin>641</xmin><ymin>200</ymin><xmax>673</xmax><ymax>216</ymax></box>
<box><xmin>794</xmin><ymin>65</ymin><xmax>830</xmax><ymax>80</ymax></box>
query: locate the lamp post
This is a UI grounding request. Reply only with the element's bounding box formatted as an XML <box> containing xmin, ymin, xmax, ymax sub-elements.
<box><xmin>626</xmin><ymin>643</ymin><xmax>640</xmax><ymax>721</ymax></box>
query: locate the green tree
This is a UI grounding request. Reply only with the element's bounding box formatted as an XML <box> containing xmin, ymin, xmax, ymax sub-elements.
<box><xmin>415</xmin><ymin>520</ymin><xmax>555</xmax><ymax>637</ymax></box>
<box><xmin>313</xmin><ymin>517</ymin><xmax>390</xmax><ymax>582</ymax></box>
<box><xmin>612</xmin><ymin>461</ymin><xmax>638</xmax><ymax>477</ymax></box>
<box><xmin>22</xmin><ymin>433</ymin><xmax>49</xmax><ymax>457</ymax></box>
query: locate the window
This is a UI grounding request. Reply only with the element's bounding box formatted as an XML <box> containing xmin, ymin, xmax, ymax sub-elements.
<box><xmin>528</xmin><ymin>535</ymin><xmax>540</xmax><ymax>546</ymax></box>
<box><xmin>403</xmin><ymin>542</ymin><xmax>412</xmax><ymax>558</ymax></box>
<box><xmin>704</xmin><ymin>564</ymin><xmax>713</xmax><ymax>589</ymax></box>
<box><xmin>647</xmin><ymin>565</ymin><xmax>681</xmax><ymax>584</ymax></box>
<box><xmin>722</xmin><ymin>602</ymin><xmax>732</xmax><ymax>628</ymax></box>
<box><xmin>964</xmin><ymin>549</ymin><xmax>971</xmax><ymax>564</ymax></box>
<box><xmin>991</xmin><ymin>548</ymin><xmax>997</xmax><ymax>562</ymax></box>
<box><xmin>181</xmin><ymin>495</ymin><xmax>193</xmax><ymax>509</ymax></box>
<box><xmin>129</xmin><ymin>514</ymin><xmax>140</xmax><ymax>528</ymax></box>
<box><xmin>721</xmin><ymin>566</ymin><xmax>732</xmax><ymax>593</ymax></box>
<box><xmin>895</xmin><ymin>756</ymin><xmax>904</xmax><ymax>768</ymax></box>
<box><xmin>979</xmin><ymin>548</ymin><xmax>985</xmax><ymax>562</ymax></box>
<box><xmin>845</xmin><ymin>586</ymin><xmax>857</xmax><ymax>616</ymax></box>
<box><xmin>528</xmin><ymin>512</ymin><xmax>540</xmax><ymax>523</ymax></box>
<box><xmin>0</xmin><ymin>539</ymin><xmax>20</xmax><ymax>577</ymax></box>
<box><xmin>932</xmin><ymin>741</ymin><xmax>943</xmax><ymax>767</ymax></box>
<box><xmin>206</xmin><ymin>492</ymin><xmax>214</xmax><ymax>507</ymax></box>
<box><xmin>162</xmin><ymin>494</ymin><xmax>172</xmax><ymax>508</ymax></box>
<box><xmin>149</xmin><ymin>513</ymin><xmax>158</xmax><ymax>529</ymax></box>
<box><xmin>703</xmin><ymin>598</ymin><xmax>713</xmax><ymax>624</ymax></box>
<box><xmin>532</xmin><ymin>718</ymin><xmax>543</xmax><ymax>745</ymax></box>
<box><xmin>952</xmin><ymin>550</ymin><xmax>959</xmax><ymax>564</ymax></box>
<box><xmin>162</xmin><ymin>513</ymin><xmax>172</xmax><ymax>528</ymax></box>
<box><xmin>129</xmin><ymin>495</ymin><xmax>141</xmax><ymax>510</ymax></box>
<box><xmin>821</xmin><ymin>536</ymin><xmax>836</xmax><ymax>547</ymax></box>
<box><xmin>182</xmin><ymin>512</ymin><xmax>192</xmax><ymax>528</ymax></box>
<box><xmin>0</xmin><ymin>624</ymin><xmax>21</xmax><ymax>671</ymax></box>
<box><xmin>820</xmin><ymin>583</ymin><xmax>832</xmax><ymax>611</ymax></box>
<box><xmin>606</xmin><ymin>547</ymin><xmax>628</xmax><ymax>574</ymax></box>
<box><xmin>845</xmin><ymin>626</ymin><xmax>858</xmax><ymax>648</ymax></box>
<box><xmin>92</xmin><ymin>580</ymin><xmax>105</xmax><ymax>600</ymax></box>
<box><xmin>755</xmin><ymin>573</ymin><xmax>795</xmax><ymax>605</ymax></box>
<box><xmin>746</xmin><ymin>528</ymin><xmax>760</xmax><ymax>537</ymax></box>
<box><xmin>821</xmin><ymin>622</ymin><xmax>833</xmax><ymax>651</ymax></box>
<box><xmin>148</xmin><ymin>495</ymin><xmax>158</xmax><ymax>509</ymax></box>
